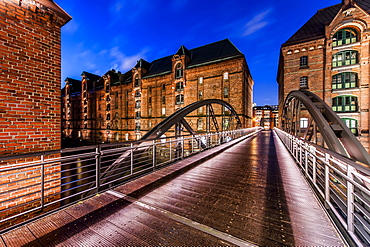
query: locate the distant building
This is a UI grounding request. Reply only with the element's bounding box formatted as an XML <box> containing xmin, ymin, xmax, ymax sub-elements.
<box><xmin>277</xmin><ymin>0</ymin><xmax>370</xmax><ymax>151</ymax></box>
<box><xmin>252</xmin><ymin>105</ymin><xmax>278</xmax><ymax>130</ymax></box>
<box><xmin>61</xmin><ymin>39</ymin><xmax>254</xmax><ymax>147</ymax></box>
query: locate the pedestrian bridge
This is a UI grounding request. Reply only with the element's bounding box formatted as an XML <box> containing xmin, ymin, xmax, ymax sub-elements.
<box><xmin>0</xmin><ymin>96</ymin><xmax>369</xmax><ymax>246</ymax></box>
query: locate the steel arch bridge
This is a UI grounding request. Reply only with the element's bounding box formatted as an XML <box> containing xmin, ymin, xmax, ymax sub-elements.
<box><xmin>281</xmin><ymin>90</ymin><xmax>370</xmax><ymax>166</ymax></box>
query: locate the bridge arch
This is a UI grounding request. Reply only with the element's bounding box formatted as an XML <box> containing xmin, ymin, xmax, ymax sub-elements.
<box><xmin>281</xmin><ymin>90</ymin><xmax>370</xmax><ymax>166</ymax></box>
<box><xmin>141</xmin><ymin>99</ymin><xmax>243</xmax><ymax>140</ymax></box>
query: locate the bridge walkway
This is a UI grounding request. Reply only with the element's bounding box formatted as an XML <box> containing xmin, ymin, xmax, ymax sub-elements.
<box><xmin>0</xmin><ymin>131</ymin><xmax>345</xmax><ymax>246</ymax></box>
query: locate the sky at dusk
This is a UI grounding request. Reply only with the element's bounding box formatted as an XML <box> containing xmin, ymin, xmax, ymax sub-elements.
<box><xmin>58</xmin><ymin>0</ymin><xmax>340</xmax><ymax>105</ymax></box>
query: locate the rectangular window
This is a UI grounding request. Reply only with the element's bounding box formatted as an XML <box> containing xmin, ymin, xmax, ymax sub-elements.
<box><xmin>199</xmin><ymin>90</ymin><xmax>203</xmax><ymax>100</ymax></box>
<box><xmin>300</xmin><ymin>118</ymin><xmax>308</xmax><ymax>128</ymax></box>
<box><xmin>300</xmin><ymin>76</ymin><xmax>308</xmax><ymax>88</ymax></box>
<box><xmin>176</xmin><ymin>94</ymin><xmax>184</xmax><ymax>105</ymax></box>
<box><xmin>223</xmin><ymin>87</ymin><xmax>229</xmax><ymax>98</ymax></box>
<box><xmin>162</xmin><ymin>107</ymin><xmax>166</xmax><ymax>115</ymax></box>
<box><xmin>300</xmin><ymin>56</ymin><xmax>308</xmax><ymax>68</ymax></box>
<box><xmin>223</xmin><ymin>72</ymin><xmax>229</xmax><ymax>80</ymax></box>
<box><xmin>199</xmin><ymin>77</ymin><xmax>203</xmax><ymax>84</ymax></box>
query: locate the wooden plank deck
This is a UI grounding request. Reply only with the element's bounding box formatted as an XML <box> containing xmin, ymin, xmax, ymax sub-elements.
<box><xmin>0</xmin><ymin>131</ymin><xmax>345</xmax><ymax>246</ymax></box>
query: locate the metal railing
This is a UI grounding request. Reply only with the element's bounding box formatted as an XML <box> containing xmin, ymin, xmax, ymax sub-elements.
<box><xmin>0</xmin><ymin>127</ymin><xmax>261</xmax><ymax>232</ymax></box>
<box><xmin>275</xmin><ymin>128</ymin><xmax>370</xmax><ymax>246</ymax></box>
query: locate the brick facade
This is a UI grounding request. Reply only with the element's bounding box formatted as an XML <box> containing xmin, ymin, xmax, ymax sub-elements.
<box><xmin>62</xmin><ymin>39</ymin><xmax>254</xmax><ymax>147</ymax></box>
<box><xmin>278</xmin><ymin>0</ymin><xmax>370</xmax><ymax>151</ymax></box>
<box><xmin>0</xmin><ymin>0</ymin><xmax>70</xmax><ymax>156</ymax></box>
<box><xmin>0</xmin><ymin>0</ymin><xmax>70</xmax><ymax>230</ymax></box>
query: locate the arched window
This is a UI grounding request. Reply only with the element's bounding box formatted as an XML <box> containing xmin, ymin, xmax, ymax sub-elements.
<box><xmin>135</xmin><ymin>100</ymin><xmax>141</xmax><ymax>108</ymax></box>
<box><xmin>332</xmin><ymin>50</ymin><xmax>358</xmax><ymax>67</ymax></box>
<box><xmin>333</xmin><ymin>28</ymin><xmax>358</xmax><ymax>47</ymax></box>
<box><xmin>135</xmin><ymin>90</ymin><xmax>141</xmax><ymax>98</ymax></box>
<box><xmin>342</xmin><ymin>118</ymin><xmax>358</xmax><ymax>135</ymax></box>
<box><xmin>332</xmin><ymin>95</ymin><xmax>358</xmax><ymax>112</ymax></box>
<box><xmin>332</xmin><ymin>72</ymin><xmax>357</xmax><ymax>89</ymax></box>
<box><xmin>106</xmin><ymin>103</ymin><xmax>110</xmax><ymax>111</ymax></box>
<box><xmin>175</xmin><ymin>63</ymin><xmax>183</xmax><ymax>79</ymax></box>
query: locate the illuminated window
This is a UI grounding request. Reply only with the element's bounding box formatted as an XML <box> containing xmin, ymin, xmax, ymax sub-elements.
<box><xmin>342</xmin><ymin>118</ymin><xmax>358</xmax><ymax>135</ymax></box>
<box><xmin>223</xmin><ymin>87</ymin><xmax>229</xmax><ymax>98</ymax></box>
<box><xmin>332</xmin><ymin>50</ymin><xmax>358</xmax><ymax>67</ymax></box>
<box><xmin>332</xmin><ymin>95</ymin><xmax>358</xmax><ymax>112</ymax></box>
<box><xmin>300</xmin><ymin>76</ymin><xmax>308</xmax><ymax>88</ymax></box>
<box><xmin>332</xmin><ymin>72</ymin><xmax>357</xmax><ymax>89</ymax></box>
<box><xmin>199</xmin><ymin>77</ymin><xmax>203</xmax><ymax>84</ymax></box>
<box><xmin>333</xmin><ymin>28</ymin><xmax>358</xmax><ymax>47</ymax></box>
<box><xmin>300</xmin><ymin>118</ymin><xmax>308</xmax><ymax>128</ymax></box>
<box><xmin>223</xmin><ymin>72</ymin><xmax>229</xmax><ymax>80</ymax></box>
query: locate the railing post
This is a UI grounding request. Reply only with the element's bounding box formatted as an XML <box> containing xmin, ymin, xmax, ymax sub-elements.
<box><xmin>304</xmin><ymin>144</ymin><xmax>308</xmax><ymax>175</ymax></box>
<box><xmin>130</xmin><ymin>143</ymin><xmax>134</xmax><ymax>175</ymax></box>
<box><xmin>152</xmin><ymin>140</ymin><xmax>156</xmax><ymax>170</ymax></box>
<box><xmin>347</xmin><ymin>165</ymin><xmax>355</xmax><ymax>233</ymax></box>
<box><xmin>95</xmin><ymin>145</ymin><xmax>101</xmax><ymax>190</ymax></box>
<box><xmin>325</xmin><ymin>153</ymin><xmax>330</xmax><ymax>204</ymax></box>
<box><xmin>311</xmin><ymin>146</ymin><xmax>317</xmax><ymax>184</ymax></box>
<box><xmin>181</xmin><ymin>136</ymin><xmax>184</xmax><ymax>159</ymax></box>
<box><xmin>169</xmin><ymin>138</ymin><xmax>172</xmax><ymax>161</ymax></box>
<box><xmin>41</xmin><ymin>153</ymin><xmax>45</xmax><ymax>209</ymax></box>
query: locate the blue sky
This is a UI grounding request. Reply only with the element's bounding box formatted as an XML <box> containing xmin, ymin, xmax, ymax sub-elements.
<box><xmin>58</xmin><ymin>0</ymin><xmax>339</xmax><ymax>105</ymax></box>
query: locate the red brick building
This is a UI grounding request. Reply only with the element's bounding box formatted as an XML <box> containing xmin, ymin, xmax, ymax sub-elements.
<box><xmin>0</xmin><ymin>0</ymin><xmax>71</xmax><ymax>156</ymax></box>
<box><xmin>278</xmin><ymin>0</ymin><xmax>370</xmax><ymax>151</ymax></box>
<box><xmin>252</xmin><ymin>105</ymin><xmax>278</xmax><ymax>130</ymax></box>
<box><xmin>62</xmin><ymin>39</ymin><xmax>254</xmax><ymax>146</ymax></box>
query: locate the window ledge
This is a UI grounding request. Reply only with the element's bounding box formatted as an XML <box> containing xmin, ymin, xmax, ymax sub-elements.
<box><xmin>332</xmin><ymin>64</ymin><xmax>359</xmax><ymax>71</ymax></box>
<box><xmin>332</xmin><ymin>42</ymin><xmax>360</xmax><ymax>50</ymax></box>
<box><xmin>299</xmin><ymin>65</ymin><xmax>309</xmax><ymax>69</ymax></box>
<box><xmin>335</xmin><ymin>112</ymin><xmax>359</xmax><ymax>117</ymax></box>
<box><xmin>332</xmin><ymin>88</ymin><xmax>359</xmax><ymax>94</ymax></box>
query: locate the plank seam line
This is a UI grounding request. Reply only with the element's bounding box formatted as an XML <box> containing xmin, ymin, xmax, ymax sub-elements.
<box><xmin>106</xmin><ymin>190</ymin><xmax>258</xmax><ymax>247</ymax></box>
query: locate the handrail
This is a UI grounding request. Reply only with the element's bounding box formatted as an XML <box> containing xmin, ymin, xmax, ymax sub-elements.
<box><xmin>0</xmin><ymin>127</ymin><xmax>261</xmax><ymax>233</ymax></box>
<box><xmin>275</xmin><ymin>128</ymin><xmax>370</xmax><ymax>246</ymax></box>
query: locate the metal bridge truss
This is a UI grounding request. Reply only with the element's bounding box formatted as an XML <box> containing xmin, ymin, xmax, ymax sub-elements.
<box><xmin>280</xmin><ymin>90</ymin><xmax>370</xmax><ymax>246</ymax></box>
<box><xmin>281</xmin><ymin>90</ymin><xmax>370</xmax><ymax>166</ymax></box>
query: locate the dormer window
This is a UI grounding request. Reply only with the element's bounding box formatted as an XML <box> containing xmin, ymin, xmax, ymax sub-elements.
<box><xmin>175</xmin><ymin>63</ymin><xmax>183</xmax><ymax>79</ymax></box>
<box><xmin>333</xmin><ymin>28</ymin><xmax>358</xmax><ymax>47</ymax></box>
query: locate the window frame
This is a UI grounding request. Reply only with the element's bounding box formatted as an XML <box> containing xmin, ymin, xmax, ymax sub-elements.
<box><xmin>176</xmin><ymin>94</ymin><xmax>184</xmax><ymax>105</ymax></box>
<box><xmin>176</xmin><ymin>81</ymin><xmax>184</xmax><ymax>92</ymax></box>
<box><xmin>332</xmin><ymin>50</ymin><xmax>358</xmax><ymax>67</ymax></box>
<box><xmin>332</xmin><ymin>28</ymin><xmax>359</xmax><ymax>47</ymax></box>
<box><xmin>341</xmin><ymin>118</ymin><xmax>358</xmax><ymax>135</ymax></box>
<box><xmin>175</xmin><ymin>63</ymin><xmax>183</xmax><ymax>79</ymax></box>
<box><xmin>332</xmin><ymin>95</ymin><xmax>358</xmax><ymax>112</ymax></box>
<box><xmin>300</xmin><ymin>76</ymin><xmax>308</xmax><ymax>89</ymax></box>
<box><xmin>300</xmin><ymin>56</ymin><xmax>308</xmax><ymax>68</ymax></box>
<box><xmin>332</xmin><ymin>72</ymin><xmax>358</xmax><ymax>89</ymax></box>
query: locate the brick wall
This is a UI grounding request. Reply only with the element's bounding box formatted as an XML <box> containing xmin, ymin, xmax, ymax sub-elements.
<box><xmin>0</xmin><ymin>0</ymin><xmax>70</xmax><ymax>156</ymax></box>
<box><xmin>0</xmin><ymin>0</ymin><xmax>70</xmax><ymax>230</ymax></box>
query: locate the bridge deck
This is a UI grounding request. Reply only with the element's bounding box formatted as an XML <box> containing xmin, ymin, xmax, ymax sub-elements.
<box><xmin>1</xmin><ymin>130</ymin><xmax>345</xmax><ymax>246</ymax></box>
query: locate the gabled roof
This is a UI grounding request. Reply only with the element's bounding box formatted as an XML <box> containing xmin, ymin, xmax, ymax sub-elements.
<box><xmin>283</xmin><ymin>4</ymin><xmax>342</xmax><ymax>46</ymax></box>
<box><xmin>64</xmin><ymin>77</ymin><xmax>81</xmax><ymax>94</ymax></box>
<box><xmin>283</xmin><ymin>0</ymin><xmax>370</xmax><ymax>46</ymax></box>
<box><xmin>175</xmin><ymin>45</ymin><xmax>192</xmax><ymax>58</ymax></box>
<box><xmin>134</xmin><ymin>59</ymin><xmax>151</xmax><ymax>71</ymax></box>
<box><xmin>143</xmin><ymin>39</ymin><xmax>243</xmax><ymax>78</ymax></box>
<box><xmin>81</xmin><ymin>71</ymin><xmax>101</xmax><ymax>91</ymax></box>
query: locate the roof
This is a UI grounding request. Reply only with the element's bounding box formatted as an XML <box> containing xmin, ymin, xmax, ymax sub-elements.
<box><xmin>36</xmin><ymin>0</ymin><xmax>71</xmax><ymax>24</ymax></box>
<box><xmin>143</xmin><ymin>39</ymin><xmax>244</xmax><ymax>78</ymax></box>
<box><xmin>64</xmin><ymin>78</ymin><xmax>81</xmax><ymax>94</ymax></box>
<box><xmin>283</xmin><ymin>4</ymin><xmax>342</xmax><ymax>46</ymax></box>
<box><xmin>283</xmin><ymin>0</ymin><xmax>370</xmax><ymax>46</ymax></box>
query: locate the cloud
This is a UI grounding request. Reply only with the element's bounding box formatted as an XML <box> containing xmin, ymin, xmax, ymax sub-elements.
<box><xmin>109</xmin><ymin>46</ymin><xmax>149</xmax><ymax>72</ymax></box>
<box><xmin>243</xmin><ymin>9</ymin><xmax>272</xmax><ymax>36</ymax></box>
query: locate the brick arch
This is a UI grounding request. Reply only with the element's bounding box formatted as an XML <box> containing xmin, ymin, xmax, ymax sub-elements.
<box><xmin>330</xmin><ymin>20</ymin><xmax>367</xmax><ymax>39</ymax></box>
